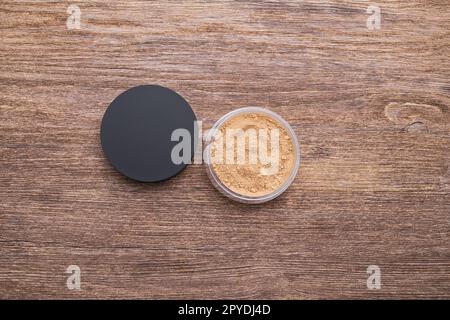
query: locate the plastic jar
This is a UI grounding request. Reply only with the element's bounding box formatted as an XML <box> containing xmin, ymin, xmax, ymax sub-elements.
<box><xmin>205</xmin><ymin>107</ymin><xmax>301</xmax><ymax>204</ymax></box>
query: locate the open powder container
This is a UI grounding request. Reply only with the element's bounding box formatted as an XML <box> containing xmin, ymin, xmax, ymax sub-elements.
<box><xmin>100</xmin><ymin>86</ymin><xmax>300</xmax><ymax>204</ymax></box>
<box><xmin>205</xmin><ymin>107</ymin><xmax>301</xmax><ymax>204</ymax></box>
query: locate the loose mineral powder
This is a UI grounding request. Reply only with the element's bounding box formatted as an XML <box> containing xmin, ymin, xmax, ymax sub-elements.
<box><xmin>206</xmin><ymin>107</ymin><xmax>300</xmax><ymax>203</ymax></box>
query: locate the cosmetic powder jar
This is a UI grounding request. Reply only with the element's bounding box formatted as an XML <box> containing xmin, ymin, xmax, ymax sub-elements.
<box><xmin>205</xmin><ymin>107</ymin><xmax>300</xmax><ymax>204</ymax></box>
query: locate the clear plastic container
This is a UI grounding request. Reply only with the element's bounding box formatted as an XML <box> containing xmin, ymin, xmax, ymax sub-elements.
<box><xmin>204</xmin><ymin>107</ymin><xmax>301</xmax><ymax>204</ymax></box>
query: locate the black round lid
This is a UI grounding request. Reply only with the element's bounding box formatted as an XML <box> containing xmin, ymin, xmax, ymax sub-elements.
<box><xmin>100</xmin><ymin>85</ymin><xmax>197</xmax><ymax>182</ymax></box>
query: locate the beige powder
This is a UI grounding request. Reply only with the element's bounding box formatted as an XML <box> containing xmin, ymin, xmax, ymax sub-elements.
<box><xmin>210</xmin><ymin>112</ymin><xmax>296</xmax><ymax>197</ymax></box>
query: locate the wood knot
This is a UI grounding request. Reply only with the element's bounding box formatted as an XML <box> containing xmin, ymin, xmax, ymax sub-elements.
<box><xmin>384</xmin><ymin>102</ymin><xmax>444</xmax><ymax>133</ymax></box>
<box><xmin>404</xmin><ymin>121</ymin><xmax>428</xmax><ymax>133</ymax></box>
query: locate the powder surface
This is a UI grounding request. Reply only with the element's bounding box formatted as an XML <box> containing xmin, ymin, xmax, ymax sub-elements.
<box><xmin>210</xmin><ymin>112</ymin><xmax>296</xmax><ymax>197</ymax></box>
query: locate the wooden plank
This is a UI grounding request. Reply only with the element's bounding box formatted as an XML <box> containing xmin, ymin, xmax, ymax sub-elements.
<box><xmin>0</xmin><ymin>0</ymin><xmax>449</xmax><ymax>299</ymax></box>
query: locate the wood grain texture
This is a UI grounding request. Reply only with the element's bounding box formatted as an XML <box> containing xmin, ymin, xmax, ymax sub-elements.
<box><xmin>1</xmin><ymin>0</ymin><xmax>449</xmax><ymax>299</ymax></box>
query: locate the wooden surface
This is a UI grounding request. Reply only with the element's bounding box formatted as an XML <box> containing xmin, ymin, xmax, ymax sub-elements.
<box><xmin>1</xmin><ymin>0</ymin><xmax>449</xmax><ymax>299</ymax></box>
